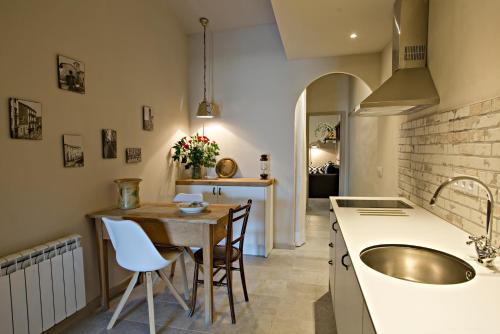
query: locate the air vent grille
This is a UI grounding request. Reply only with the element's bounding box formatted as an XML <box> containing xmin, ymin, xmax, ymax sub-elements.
<box><xmin>357</xmin><ymin>209</ymin><xmax>409</xmax><ymax>217</ymax></box>
<box><xmin>404</xmin><ymin>45</ymin><xmax>426</xmax><ymax>61</ymax></box>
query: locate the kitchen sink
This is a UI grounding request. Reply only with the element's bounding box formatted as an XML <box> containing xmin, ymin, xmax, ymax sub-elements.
<box><xmin>360</xmin><ymin>244</ymin><xmax>475</xmax><ymax>285</ymax></box>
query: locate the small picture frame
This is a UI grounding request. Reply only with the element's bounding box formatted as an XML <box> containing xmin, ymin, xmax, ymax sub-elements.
<box><xmin>102</xmin><ymin>129</ymin><xmax>117</xmax><ymax>159</ymax></box>
<box><xmin>57</xmin><ymin>55</ymin><xmax>85</xmax><ymax>94</ymax></box>
<box><xmin>63</xmin><ymin>134</ymin><xmax>84</xmax><ymax>167</ymax></box>
<box><xmin>125</xmin><ymin>148</ymin><xmax>141</xmax><ymax>163</ymax></box>
<box><xmin>9</xmin><ymin>98</ymin><xmax>42</xmax><ymax>140</ymax></box>
<box><xmin>142</xmin><ymin>106</ymin><xmax>154</xmax><ymax>131</ymax></box>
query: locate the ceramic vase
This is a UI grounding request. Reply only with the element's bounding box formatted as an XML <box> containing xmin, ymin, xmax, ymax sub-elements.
<box><xmin>114</xmin><ymin>178</ymin><xmax>142</xmax><ymax>209</ymax></box>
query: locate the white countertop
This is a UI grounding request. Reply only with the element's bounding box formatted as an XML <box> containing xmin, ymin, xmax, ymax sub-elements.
<box><xmin>330</xmin><ymin>196</ymin><xmax>500</xmax><ymax>334</ymax></box>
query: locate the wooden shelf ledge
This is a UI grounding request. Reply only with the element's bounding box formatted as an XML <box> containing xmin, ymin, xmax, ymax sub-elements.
<box><xmin>176</xmin><ymin>178</ymin><xmax>274</xmax><ymax>187</ymax></box>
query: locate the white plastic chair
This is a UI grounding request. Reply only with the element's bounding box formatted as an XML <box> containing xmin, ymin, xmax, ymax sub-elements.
<box><xmin>102</xmin><ymin>217</ymin><xmax>189</xmax><ymax>334</ymax></box>
<box><xmin>173</xmin><ymin>193</ymin><xmax>203</xmax><ymax>203</ymax></box>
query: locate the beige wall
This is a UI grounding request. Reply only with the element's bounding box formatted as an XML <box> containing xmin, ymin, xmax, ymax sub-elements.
<box><xmin>399</xmin><ymin>0</ymin><xmax>500</xmax><ymax>242</ymax></box>
<box><xmin>306</xmin><ymin>75</ymin><xmax>349</xmax><ymax>113</ymax></box>
<box><xmin>375</xmin><ymin>42</ymin><xmax>405</xmax><ymax>196</ymax></box>
<box><xmin>427</xmin><ymin>0</ymin><xmax>500</xmax><ymax>111</ymax></box>
<box><xmin>348</xmin><ymin>42</ymin><xmax>403</xmax><ymax>196</ymax></box>
<box><xmin>0</xmin><ymin>0</ymin><xmax>189</xmax><ymax>302</ymax></box>
<box><xmin>347</xmin><ymin>78</ymin><xmax>377</xmax><ymax>195</ymax></box>
<box><xmin>189</xmin><ymin>24</ymin><xmax>381</xmax><ymax>247</ymax></box>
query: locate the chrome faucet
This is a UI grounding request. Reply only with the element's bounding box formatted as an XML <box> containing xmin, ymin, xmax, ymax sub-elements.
<box><xmin>430</xmin><ymin>175</ymin><xmax>497</xmax><ymax>264</ymax></box>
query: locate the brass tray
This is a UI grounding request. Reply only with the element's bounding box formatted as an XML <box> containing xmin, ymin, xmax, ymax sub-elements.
<box><xmin>215</xmin><ymin>158</ymin><xmax>238</xmax><ymax>178</ymax></box>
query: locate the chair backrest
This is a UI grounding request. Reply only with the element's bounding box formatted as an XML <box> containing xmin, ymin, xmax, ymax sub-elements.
<box><xmin>102</xmin><ymin>217</ymin><xmax>168</xmax><ymax>272</ymax></box>
<box><xmin>226</xmin><ymin>200</ymin><xmax>252</xmax><ymax>258</ymax></box>
<box><xmin>173</xmin><ymin>193</ymin><xmax>203</xmax><ymax>203</ymax></box>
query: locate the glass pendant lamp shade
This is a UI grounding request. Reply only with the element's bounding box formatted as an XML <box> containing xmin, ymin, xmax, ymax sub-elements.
<box><xmin>196</xmin><ymin>17</ymin><xmax>219</xmax><ymax>119</ymax></box>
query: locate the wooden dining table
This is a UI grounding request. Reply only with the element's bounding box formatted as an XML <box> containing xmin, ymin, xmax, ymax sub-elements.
<box><xmin>86</xmin><ymin>202</ymin><xmax>239</xmax><ymax>325</ymax></box>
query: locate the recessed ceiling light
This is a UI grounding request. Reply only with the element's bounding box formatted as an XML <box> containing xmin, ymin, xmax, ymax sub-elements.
<box><xmin>350</xmin><ymin>33</ymin><xmax>358</xmax><ymax>39</ymax></box>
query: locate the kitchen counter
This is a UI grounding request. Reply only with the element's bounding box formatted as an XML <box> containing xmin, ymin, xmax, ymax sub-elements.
<box><xmin>176</xmin><ymin>177</ymin><xmax>274</xmax><ymax>187</ymax></box>
<box><xmin>331</xmin><ymin>196</ymin><xmax>500</xmax><ymax>334</ymax></box>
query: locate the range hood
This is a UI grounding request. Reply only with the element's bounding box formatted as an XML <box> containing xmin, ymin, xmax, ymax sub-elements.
<box><xmin>356</xmin><ymin>0</ymin><xmax>439</xmax><ymax>116</ymax></box>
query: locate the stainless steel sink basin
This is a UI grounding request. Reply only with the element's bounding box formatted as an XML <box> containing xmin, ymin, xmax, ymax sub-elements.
<box><xmin>360</xmin><ymin>244</ymin><xmax>476</xmax><ymax>285</ymax></box>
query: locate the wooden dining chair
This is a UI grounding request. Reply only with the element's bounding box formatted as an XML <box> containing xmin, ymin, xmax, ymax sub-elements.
<box><xmin>189</xmin><ymin>199</ymin><xmax>252</xmax><ymax>324</ymax></box>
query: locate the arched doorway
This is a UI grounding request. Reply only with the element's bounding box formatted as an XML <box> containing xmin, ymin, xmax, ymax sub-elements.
<box><xmin>293</xmin><ymin>72</ymin><xmax>372</xmax><ymax>246</ymax></box>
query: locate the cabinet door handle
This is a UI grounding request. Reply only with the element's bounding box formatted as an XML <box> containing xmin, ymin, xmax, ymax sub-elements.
<box><xmin>212</xmin><ymin>187</ymin><xmax>216</xmax><ymax>195</ymax></box>
<box><xmin>328</xmin><ymin>260</ymin><xmax>333</xmax><ymax>266</ymax></box>
<box><xmin>218</xmin><ymin>187</ymin><xmax>221</xmax><ymax>196</ymax></box>
<box><xmin>332</xmin><ymin>221</ymin><xmax>338</xmax><ymax>233</ymax></box>
<box><xmin>341</xmin><ymin>253</ymin><xmax>349</xmax><ymax>270</ymax></box>
<box><xmin>329</xmin><ymin>242</ymin><xmax>334</xmax><ymax>248</ymax></box>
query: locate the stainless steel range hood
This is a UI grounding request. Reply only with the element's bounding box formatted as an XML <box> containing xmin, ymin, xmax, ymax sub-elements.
<box><xmin>356</xmin><ymin>0</ymin><xmax>439</xmax><ymax>116</ymax></box>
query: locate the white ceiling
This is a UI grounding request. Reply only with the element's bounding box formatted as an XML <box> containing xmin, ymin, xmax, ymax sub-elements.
<box><xmin>165</xmin><ymin>0</ymin><xmax>276</xmax><ymax>34</ymax></box>
<box><xmin>271</xmin><ymin>0</ymin><xmax>395</xmax><ymax>59</ymax></box>
<box><xmin>165</xmin><ymin>0</ymin><xmax>394</xmax><ymax>59</ymax></box>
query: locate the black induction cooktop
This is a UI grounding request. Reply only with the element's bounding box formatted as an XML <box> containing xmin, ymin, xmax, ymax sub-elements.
<box><xmin>336</xmin><ymin>199</ymin><xmax>413</xmax><ymax>209</ymax></box>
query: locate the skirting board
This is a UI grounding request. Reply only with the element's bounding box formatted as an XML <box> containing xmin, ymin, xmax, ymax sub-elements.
<box><xmin>274</xmin><ymin>242</ymin><xmax>295</xmax><ymax>250</ymax></box>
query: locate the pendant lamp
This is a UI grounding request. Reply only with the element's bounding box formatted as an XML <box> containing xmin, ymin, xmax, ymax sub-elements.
<box><xmin>196</xmin><ymin>17</ymin><xmax>219</xmax><ymax>118</ymax></box>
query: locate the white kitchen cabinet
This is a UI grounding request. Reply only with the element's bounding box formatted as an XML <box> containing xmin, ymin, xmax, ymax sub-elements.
<box><xmin>176</xmin><ymin>180</ymin><xmax>274</xmax><ymax>257</ymax></box>
<box><xmin>334</xmin><ymin>227</ymin><xmax>364</xmax><ymax>334</ymax></box>
<box><xmin>330</xmin><ymin>215</ymin><xmax>377</xmax><ymax>334</ymax></box>
<box><xmin>362</xmin><ymin>302</ymin><xmax>376</xmax><ymax>334</ymax></box>
<box><xmin>329</xmin><ymin>207</ymin><xmax>336</xmax><ymax>311</ymax></box>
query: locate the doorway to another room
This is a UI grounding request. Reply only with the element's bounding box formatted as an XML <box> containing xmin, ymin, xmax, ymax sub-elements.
<box><xmin>294</xmin><ymin>73</ymin><xmax>371</xmax><ymax>246</ymax></box>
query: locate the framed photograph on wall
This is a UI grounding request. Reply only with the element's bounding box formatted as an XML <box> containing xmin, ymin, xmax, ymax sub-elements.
<box><xmin>143</xmin><ymin>106</ymin><xmax>154</xmax><ymax>131</ymax></box>
<box><xmin>102</xmin><ymin>129</ymin><xmax>117</xmax><ymax>159</ymax></box>
<box><xmin>57</xmin><ymin>55</ymin><xmax>85</xmax><ymax>94</ymax></box>
<box><xmin>9</xmin><ymin>98</ymin><xmax>42</xmax><ymax>140</ymax></box>
<box><xmin>125</xmin><ymin>148</ymin><xmax>141</xmax><ymax>163</ymax></box>
<box><xmin>63</xmin><ymin>135</ymin><xmax>84</xmax><ymax>167</ymax></box>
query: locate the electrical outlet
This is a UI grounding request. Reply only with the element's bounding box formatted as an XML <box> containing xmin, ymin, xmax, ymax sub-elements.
<box><xmin>452</xmin><ymin>173</ymin><xmax>479</xmax><ymax>196</ymax></box>
<box><xmin>377</xmin><ymin>166</ymin><xmax>383</xmax><ymax>178</ymax></box>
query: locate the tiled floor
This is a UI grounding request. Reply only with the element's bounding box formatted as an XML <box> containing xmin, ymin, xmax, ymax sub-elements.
<box><xmin>67</xmin><ymin>208</ymin><xmax>336</xmax><ymax>333</ymax></box>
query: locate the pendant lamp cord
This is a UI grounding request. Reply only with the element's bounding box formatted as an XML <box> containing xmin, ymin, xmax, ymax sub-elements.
<box><xmin>203</xmin><ymin>20</ymin><xmax>207</xmax><ymax>102</ymax></box>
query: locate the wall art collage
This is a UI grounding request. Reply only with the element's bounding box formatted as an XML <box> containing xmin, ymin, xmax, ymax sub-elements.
<box><xmin>9</xmin><ymin>54</ymin><xmax>153</xmax><ymax>167</ymax></box>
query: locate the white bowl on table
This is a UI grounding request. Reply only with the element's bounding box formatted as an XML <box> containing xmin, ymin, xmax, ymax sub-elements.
<box><xmin>177</xmin><ymin>201</ymin><xmax>209</xmax><ymax>214</ymax></box>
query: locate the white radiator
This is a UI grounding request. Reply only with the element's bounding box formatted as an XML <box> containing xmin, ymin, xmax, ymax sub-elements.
<box><xmin>0</xmin><ymin>234</ymin><xmax>86</xmax><ymax>334</ymax></box>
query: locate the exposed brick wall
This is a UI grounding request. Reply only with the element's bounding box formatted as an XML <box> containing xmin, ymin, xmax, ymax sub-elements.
<box><xmin>399</xmin><ymin>97</ymin><xmax>500</xmax><ymax>243</ymax></box>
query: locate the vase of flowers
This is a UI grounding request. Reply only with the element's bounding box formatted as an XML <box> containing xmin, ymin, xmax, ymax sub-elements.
<box><xmin>172</xmin><ymin>134</ymin><xmax>220</xmax><ymax>179</ymax></box>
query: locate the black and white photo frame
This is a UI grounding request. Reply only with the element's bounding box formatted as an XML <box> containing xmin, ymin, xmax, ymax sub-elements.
<box><xmin>57</xmin><ymin>55</ymin><xmax>85</xmax><ymax>94</ymax></box>
<box><xmin>143</xmin><ymin>106</ymin><xmax>154</xmax><ymax>131</ymax></box>
<box><xmin>9</xmin><ymin>98</ymin><xmax>42</xmax><ymax>140</ymax></box>
<box><xmin>63</xmin><ymin>134</ymin><xmax>84</xmax><ymax>167</ymax></box>
<box><xmin>102</xmin><ymin>129</ymin><xmax>117</xmax><ymax>159</ymax></box>
<box><xmin>125</xmin><ymin>147</ymin><xmax>141</xmax><ymax>163</ymax></box>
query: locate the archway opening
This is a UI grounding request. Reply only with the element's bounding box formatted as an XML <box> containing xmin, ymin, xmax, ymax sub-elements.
<box><xmin>293</xmin><ymin>72</ymin><xmax>372</xmax><ymax>246</ymax></box>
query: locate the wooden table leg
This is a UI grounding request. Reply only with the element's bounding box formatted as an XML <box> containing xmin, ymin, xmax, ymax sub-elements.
<box><xmin>95</xmin><ymin>218</ymin><xmax>110</xmax><ymax>310</ymax></box>
<box><xmin>202</xmin><ymin>224</ymin><xmax>214</xmax><ymax>324</ymax></box>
